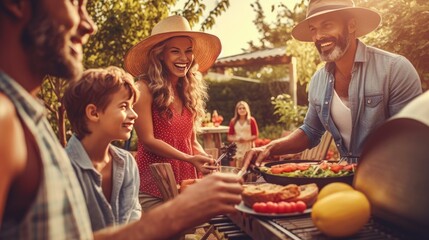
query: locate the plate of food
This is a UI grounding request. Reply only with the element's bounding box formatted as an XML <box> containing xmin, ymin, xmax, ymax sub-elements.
<box><xmin>235</xmin><ymin>201</ymin><xmax>311</xmax><ymax>217</ymax></box>
<box><xmin>236</xmin><ymin>182</ymin><xmax>317</xmax><ymax>217</ymax></box>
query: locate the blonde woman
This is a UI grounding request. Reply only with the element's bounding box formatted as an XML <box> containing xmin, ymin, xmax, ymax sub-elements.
<box><xmin>124</xmin><ymin>15</ymin><xmax>220</xmax><ymax>211</ymax></box>
<box><xmin>227</xmin><ymin>101</ymin><xmax>259</xmax><ymax>167</ymax></box>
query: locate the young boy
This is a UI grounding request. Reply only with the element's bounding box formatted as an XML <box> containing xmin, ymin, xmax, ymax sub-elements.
<box><xmin>63</xmin><ymin>66</ymin><xmax>141</xmax><ymax>231</ymax></box>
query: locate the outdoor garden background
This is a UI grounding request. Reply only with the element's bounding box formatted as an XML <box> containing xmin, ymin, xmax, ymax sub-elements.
<box><xmin>38</xmin><ymin>0</ymin><xmax>429</xmax><ymax>159</ymax></box>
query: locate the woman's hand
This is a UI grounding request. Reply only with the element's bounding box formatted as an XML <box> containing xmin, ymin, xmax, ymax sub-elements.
<box><xmin>188</xmin><ymin>155</ymin><xmax>217</xmax><ymax>175</ymax></box>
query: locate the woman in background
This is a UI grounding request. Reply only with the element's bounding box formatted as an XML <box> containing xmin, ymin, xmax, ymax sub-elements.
<box><xmin>227</xmin><ymin>101</ymin><xmax>259</xmax><ymax>168</ymax></box>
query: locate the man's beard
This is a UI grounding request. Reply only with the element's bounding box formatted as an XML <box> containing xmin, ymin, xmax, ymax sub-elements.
<box><xmin>315</xmin><ymin>26</ymin><xmax>350</xmax><ymax>62</ymax></box>
<box><xmin>21</xmin><ymin>9</ymin><xmax>83</xmax><ymax>81</ymax></box>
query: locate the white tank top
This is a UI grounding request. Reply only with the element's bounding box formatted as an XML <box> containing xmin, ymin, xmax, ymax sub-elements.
<box><xmin>331</xmin><ymin>90</ymin><xmax>352</xmax><ymax>150</ymax></box>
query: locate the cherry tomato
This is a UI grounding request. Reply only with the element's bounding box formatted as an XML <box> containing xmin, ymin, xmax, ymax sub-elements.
<box><xmin>283</xmin><ymin>201</ymin><xmax>292</xmax><ymax>213</ymax></box>
<box><xmin>295</xmin><ymin>201</ymin><xmax>307</xmax><ymax>212</ymax></box>
<box><xmin>266</xmin><ymin>201</ymin><xmax>278</xmax><ymax>213</ymax></box>
<box><xmin>289</xmin><ymin>201</ymin><xmax>297</xmax><ymax>213</ymax></box>
<box><xmin>252</xmin><ymin>202</ymin><xmax>262</xmax><ymax>212</ymax></box>
<box><xmin>278</xmin><ymin>201</ymin><xmax>292</xmax><ymax>213</ymax></box>
<box><xmin>277</xmin><ymin>202</ymin><xmax>287</xmax><ymax>213</ymax></box>
<box><xmin>258</xmin><ymin>202</ymin><xmax>268</xmax><ymax>213</ymax></box>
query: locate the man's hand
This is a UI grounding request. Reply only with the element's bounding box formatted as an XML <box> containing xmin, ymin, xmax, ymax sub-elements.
<box><xmin>175</xmin><ymin>172</ymin><xmax>243</xmax><ymax>221</ymax></box>
<box><xmin>94</xmin><ymin>173</ymin><xmax>243</xmax><ymax>240</ymax></box>
<box><xmin>240</xmin><ymin>145</ymin><xmax>272</xmax><ymax>171</ymax></box>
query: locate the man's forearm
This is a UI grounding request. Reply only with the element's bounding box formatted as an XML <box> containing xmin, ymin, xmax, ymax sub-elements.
<box><xmin>94</xmin><ymin>199</ymin><xmax>187</xmax><ymax>240</ymax></box>
<box><xmin>269</xmin><ymin>129</ymin><xmax>310</xmax><ymax>156</ymax></box>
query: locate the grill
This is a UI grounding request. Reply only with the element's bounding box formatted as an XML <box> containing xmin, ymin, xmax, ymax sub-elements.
<box><xmin>218</xmin><ymin>212</ymin><xmax>421</xmax><ymax>240</ymax></box>
<box><xmin>208</xmin><ymin>215</ymin><xmax>251</xmax><ymax>240</ymax></box>
<box><xmin>212</xmin><ymin>108</ymin><xmax>429</xmax><ymax>240</ymax></box>
<box><xmin>270</xmin><ymin>215</ymin><xmax>411</xmax><ymax>240</ymax></box>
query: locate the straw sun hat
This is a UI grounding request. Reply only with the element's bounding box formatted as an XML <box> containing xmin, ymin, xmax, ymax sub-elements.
<box><xmin>292</xmin><ymin>0</ymin><xmax>381</xmax><ymax>42</ymax></box>
<box><xmin>124</xmin><ymin>15</ymin><xmax>221</xmax><ymax>77</ymax></box>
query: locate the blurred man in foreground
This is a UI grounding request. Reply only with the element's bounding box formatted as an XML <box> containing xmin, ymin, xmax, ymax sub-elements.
<box><xmin>0</xmin><ymin>0</ymin><xmax>242</xmax><ymax>239</ymax></box>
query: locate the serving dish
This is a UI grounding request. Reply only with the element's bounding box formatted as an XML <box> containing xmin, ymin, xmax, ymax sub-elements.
<box><xmin>252</xmin><ymin>160</ymin><xmax>354</xmax><ymax>189</ymax></box>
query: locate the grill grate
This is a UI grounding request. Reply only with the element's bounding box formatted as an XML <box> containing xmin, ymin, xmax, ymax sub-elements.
<box><xmin>271</xmin><ymin>214</ymin><xmax>411</xmax><ymax>240</ymax></box>
<box><xmin>209</xmin><ymin>215</ymin><xmax>252</xmax><ymax>240</ymax></box>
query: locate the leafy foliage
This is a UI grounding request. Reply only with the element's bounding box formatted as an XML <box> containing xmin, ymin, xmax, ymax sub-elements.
<box><xmin>258</xmin><ymin>124</ymin><xmax>285</xmax><ymax>140</ymax></box>
<box><xmin>248</xmin><ymin>0</ymin><xmax>429</xmax><ymax>89</ymax></box>
<box><xmin>238</xmin><ymin>0</ymin><xmax>429</xmax><ymax>133</ymax></box>
<box><xmin>357</xmin><ymin>0</ymin><xmax>429</xmax><ymax>89</ymax></box>
<box><xmin>248</xmin><ymin>0</ymin><xmax>321</xmax><ymax>86</ymax></box>
<box><xmin>40</xmin><ymin>0</ymin><xmax>231</xmax><ymax>144</ymax></box>
<box><xmin>37</xmin><ymin>76</ymin><xmax>70</xmax><ymax>145</ymax></box>
<box><xmin>205</xmin><ymin>81</ymin><xmax>277</xmax><ymax>129</ymax></box>
<box><xmin>271</xmin><ymin>93</ymin><xmax>308</xmax><ymax>130</ymax></box>
<box><xmin>174</xmin><ymin>0</ymin><xmax>230</xmax><ymax>31</ymax></box>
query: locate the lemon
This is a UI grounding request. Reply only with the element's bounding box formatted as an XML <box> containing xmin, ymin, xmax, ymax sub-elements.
<box><xmin>317</xmin><ymin>182</ymin><xmax>354</xmax><ymax>201</ymax></box>
<box><xmin>311</xmin><ymin>190</ymin><xmax>371</xmax><ymax>237</ymax></box>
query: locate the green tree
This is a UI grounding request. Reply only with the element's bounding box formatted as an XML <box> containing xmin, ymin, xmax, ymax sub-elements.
<box><xmin>38</xmin><ymin>0</ymin><xmax>230</xmax><ymax>145</ymax></box>
<box><xmin>85</xmin><ymin>0</ymin><xmax>230</xmax><ymax>68</ymax></box>
<box><xmin>357</xmin><ymin>0</ymin><xmax>429</xmax><ymax>89</ymax></box>
<box><xmin>234</xmin><ymin>0</ymin><xmax>428</xmax><ymax>132</ymax></box>
<box><xmin>224</xmin><ymin>0</ymin><xmax>318</xmax><ymax>107</ymax></box>
<box><xmin>271</xmin><ymin>93</ymin><xmax>308</xmax><ymax>130</ymax></box>
<box><xmin>248</xmin><ymin>0</ymin><xmax>429</xmax><ymax>89</ymax></box>
<box><xmin>247</xmin><ymin>0</ymin><xmax>319</xmax><ymax>87</ymax></box>
<box><xmin>39</xmin><ymin>77</ymin><xmax>70</xmax><ymax>146</ymax></box>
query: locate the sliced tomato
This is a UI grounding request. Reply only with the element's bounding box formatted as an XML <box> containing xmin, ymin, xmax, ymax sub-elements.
<box><xmin>319</xmin><ymin>162</ymin><xmax>329</xmax><ymax>170</ymax></box>
<box><xmin>288</xmin><ymin>163</ymin><xmax>298</xmax><ymax>172</ymax></box>
<box><xmin>282</xmin><ymin>165</ymin><xmax>294</xmax><ymax>172</ymax></box>
<box><xmin>330</xmin><ymin>163</ymin><xmax>344</xmax><ymax>173</ymax></box>
<box><xmin>343</xmin><ymin>163</ymin><xmax>357</xmax><ymax>171</ymax></box>
<box><xmin>297</xmin><ymin>163</ymin><xmax>310</xmax><ymax>171</ymax></box>
<box><xmin>270</xmin><ymin>167</ymin><xmax>285</xmax><ymax>174</ymax></box>
<box><xmin>284</xmin><ymin>163</ymin><xmax>300</xmax><ymax>172</ymax></box>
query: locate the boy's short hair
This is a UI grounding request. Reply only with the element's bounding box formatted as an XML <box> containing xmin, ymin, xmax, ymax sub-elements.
<box><xmin>63</xmin><ymin>66</ymin><xmax>139</xmax><ymax>139</ymax></box>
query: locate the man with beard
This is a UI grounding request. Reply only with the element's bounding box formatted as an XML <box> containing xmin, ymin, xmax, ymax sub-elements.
<box><xmin>241</xmin><ymin>0</ymin><xmax>422</xmax><ymax>169</ymax></box>
<box><xmin>0</xmin><ymin>0</ymin><xmax>242</xmax><ymax>239</ymax></box>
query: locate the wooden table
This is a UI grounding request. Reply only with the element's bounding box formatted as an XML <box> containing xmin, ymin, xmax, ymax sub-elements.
<box><xmin>200</xmin><ymin>125</ymin><xmax>229</xmax><ymax>150</ymax></box>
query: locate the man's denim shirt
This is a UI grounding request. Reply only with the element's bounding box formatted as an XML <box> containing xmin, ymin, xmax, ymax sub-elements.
<box><xmin>66</xmin><ymin>135</ymin><xmax>142</xmax><ymax>231</ymax></box>
<box><xmin>300</xmin><ymin>40</ymin><xmax>422</xmax><ymax>161</ymax></box>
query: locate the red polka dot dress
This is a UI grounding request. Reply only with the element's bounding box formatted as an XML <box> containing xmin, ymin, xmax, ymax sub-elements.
<box><xmin>136</xmin><ymin>106</ymin><xmax>197</xmax><ymax>198</ymax></box>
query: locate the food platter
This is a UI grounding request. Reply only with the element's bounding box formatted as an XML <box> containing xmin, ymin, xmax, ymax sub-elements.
<box><xmin>235</xmin><ymin>202</ymin><xmax>311</xmax><ymax>217</ymax></box>
<box><xmin>252</xmin><ymin>160</ymin><xmax>354</xmax><ymax>189</ymax></box>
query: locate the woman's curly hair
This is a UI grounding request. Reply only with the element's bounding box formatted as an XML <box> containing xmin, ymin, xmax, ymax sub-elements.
<box><xmin>138</xmin><ymin>37</ymin><xmax>208</xmax><ymax>129</ymax></box>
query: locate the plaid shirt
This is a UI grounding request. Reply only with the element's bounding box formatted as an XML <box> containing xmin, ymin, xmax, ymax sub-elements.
<box><xmin>0</xmin><ymin>73</ymin><xmax>93</xmax><ymax>239</ymax></box>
